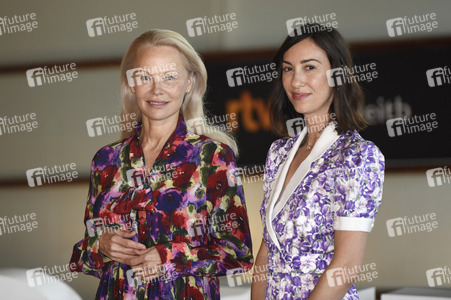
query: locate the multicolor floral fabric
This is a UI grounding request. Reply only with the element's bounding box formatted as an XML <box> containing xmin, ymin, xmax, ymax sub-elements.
<box><xmin>260</xmin><ymin>127</ymin><xmax>384</xmax><ymax>299</ymax></box>
<box><xmin>70</xmin><ymin>114</ymin><xmax>253</xmax><ymax>299</ymax></box>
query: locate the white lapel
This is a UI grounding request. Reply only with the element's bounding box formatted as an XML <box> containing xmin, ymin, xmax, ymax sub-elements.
<box><xmin>265</xmin><ymin>127</ymin><xmax>307</xmax><ymax>251</ymax></box>
<box><xmin>266</xmin><ymin>123</ymin><xmax>340</xmax><ymax>251</ymax></box>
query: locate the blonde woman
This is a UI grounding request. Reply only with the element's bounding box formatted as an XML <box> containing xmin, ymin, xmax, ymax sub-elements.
<box><xmin>70</xmin><ymin>29</ymin><xmax>253</xmax><ymax>299</ymax></box>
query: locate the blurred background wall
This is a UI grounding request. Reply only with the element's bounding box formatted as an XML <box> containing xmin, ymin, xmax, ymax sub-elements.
<box><xmin>1</xmin><ymin>0</ymin><xmax>450</xmax><ymax>299</ymax></box>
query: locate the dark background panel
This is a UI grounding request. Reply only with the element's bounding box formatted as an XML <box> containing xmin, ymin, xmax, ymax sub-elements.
<box><xmin>204</xmin><ymin>41</ymin><xmax>451</xmax><ymax>168</ymax></box>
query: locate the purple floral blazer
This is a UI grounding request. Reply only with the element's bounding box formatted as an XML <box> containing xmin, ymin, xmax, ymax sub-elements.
<box><xmin>260</xmin><ymin>124</ymin><xmax>384</xmax><ymax>299</ymax></box>
<box><xmin>70</xmin><ymin>115</ymin><xmax>253</xmax><ymax>299</ymax></box>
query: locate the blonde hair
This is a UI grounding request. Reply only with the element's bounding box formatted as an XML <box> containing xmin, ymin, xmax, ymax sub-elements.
<box><xmin>120</xmin><ymin>29</ymin><xmax>238</xmax><ymax>156</ymax></box>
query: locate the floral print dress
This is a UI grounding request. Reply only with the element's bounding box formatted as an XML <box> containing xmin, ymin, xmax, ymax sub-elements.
<box><xmin>260</xmin><ymin>123</ymin><xmax>384</xmax><ymax>299</ymax></box>
<box><xmin>70</xmin><ymin>115</ymin><xmax>253</xmax><ymax>299</ymax></box>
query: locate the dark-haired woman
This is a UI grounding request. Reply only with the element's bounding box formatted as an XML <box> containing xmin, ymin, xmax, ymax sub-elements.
<box><xmin>251</xmin><ymin>24</ymin><xmax>384</xmax><ymax>299</ymax></box>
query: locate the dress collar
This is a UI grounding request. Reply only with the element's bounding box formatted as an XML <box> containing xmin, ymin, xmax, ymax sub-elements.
<box><xmin>266</xmin><ymin>122</ymin><xmax>340</xmax><ymax>251</ymax></box>
<box><xmin>129</xmin><ymin>114</ymin><xmax>187</xmax><ymax>169</ymax></box>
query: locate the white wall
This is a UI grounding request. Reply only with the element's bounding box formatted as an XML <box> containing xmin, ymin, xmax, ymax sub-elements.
<box><xmin>1</xmin><ymin>0</ymin><xmax>450</xmax><ymax>67</ymax></box>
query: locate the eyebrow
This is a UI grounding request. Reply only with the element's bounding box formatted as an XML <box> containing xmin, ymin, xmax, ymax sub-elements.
<box><xmin>140</xmin><ymin>70</ymin><xmax>179</xmax><ymax>75</ymax></box>
<box><xmin>282</xmin><ymin>58</ymin><xmax>321</xmax><ymax>65</ymax></box>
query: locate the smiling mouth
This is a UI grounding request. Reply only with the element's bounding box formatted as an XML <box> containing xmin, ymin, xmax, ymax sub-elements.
<box><xmin>292</xmin><ymin>92</ymin><xmax>311</xmax><ymax>100</ymax></box>
<box><xmin>147</xmin><ymin>100</ymin><xmax>167</xmax><ymax>106</ymax></box>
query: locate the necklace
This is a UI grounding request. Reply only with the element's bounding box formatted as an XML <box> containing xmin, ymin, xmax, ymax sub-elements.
<box><xmin>306</xmin><ymin>137</ymin><xmax>316</xmax><ymax>150</ymax></box>
<box><xmin>305</xmin><ymin>126</ymin><xmax>326</xmax><ymax>150</ymax></box>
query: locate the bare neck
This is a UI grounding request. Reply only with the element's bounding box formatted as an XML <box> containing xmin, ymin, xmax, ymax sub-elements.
<box><xmin>139</xmin><ymin>115</ymin><xmax>178</xmax><ymax>150</ymax></box>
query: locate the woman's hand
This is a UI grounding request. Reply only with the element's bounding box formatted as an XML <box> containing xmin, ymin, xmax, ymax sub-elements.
<box><xmin>129</xmin><ymin>247</ymin><xmax>164</xmax><ymax>283</ymax></box>
<box><xmin>99</xmin><ymin>229</ymin><xmax>146</xmax><ymax>265</ymax></box>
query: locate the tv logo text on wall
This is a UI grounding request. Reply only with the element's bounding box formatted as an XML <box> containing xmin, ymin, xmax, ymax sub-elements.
<box><xmin>0</xmin><ymin>13</ymin><xmax>38</xmax><ymax>35</ymax></box>
<box><xmin>386</xmin><ymin>13</ymin><xmax>438</xmax><ymax>37</ymax></box>
<box><xmin>186</xmin><ymin>13</ymin><xmax>238</xmax><ymax>37</ymax></box>
<box><xmin>363</xmin><ymin>95</ymin><xmax>412</xmax><ymax>126</ymax></box>
<box><xmin>426</xmin><ymin>66</ymin><xmax>451</xmax><ymax>87</ymax></box>
<box><xmin>26</xmin><ymin>63</ymin><xmax>78</xmax><ymax>87</ymax></box>
<box><xmin>86</xmin><ymin>13</ymin><xmax>138</xmax><ymax>37</ymax></box>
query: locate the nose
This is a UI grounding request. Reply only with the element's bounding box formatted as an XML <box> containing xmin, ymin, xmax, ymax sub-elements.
<box><xmin>149</xmin><ymin>78</ymin><xmax>164</xmax><ymax>95</ymax></box>
<box><xmin>291</xmin><ymin>69</ymin><xmax>305</xmax><ymax>88</ymax></box>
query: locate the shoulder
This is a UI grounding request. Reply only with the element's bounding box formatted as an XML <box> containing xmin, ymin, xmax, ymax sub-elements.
<box><xmin>185</xmin><ymin>132</ymin><xmax>237</xmax><ymax>162</ymax></box>
<box><xmin>267</xmin><ymin>136</ymin><xmax>292</xmax><ymax>156</ymax></box>
<box><xmin>336</xmin><ymin>130</ymin><xmax>385</xmax><ymax>169</ymax></box>
<box><xmin>90</xmin><ymin>136</ymin><xmax>133</xmax><ymax>171</ymax></box>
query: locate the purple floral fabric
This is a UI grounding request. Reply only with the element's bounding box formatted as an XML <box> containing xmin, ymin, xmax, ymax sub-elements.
<box><xmin>260</xmin><ymin>129</ymin><xmax>385</xmax><ymax>299</ymax></box>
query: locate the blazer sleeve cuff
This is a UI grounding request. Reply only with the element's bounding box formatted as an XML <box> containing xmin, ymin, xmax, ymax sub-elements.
<box><xmin>334</xmin><ymin>216</ymin><xmax>375</xmax><ymax>232</ymax></box>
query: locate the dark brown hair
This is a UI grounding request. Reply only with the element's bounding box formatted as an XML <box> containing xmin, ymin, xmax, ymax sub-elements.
<box><xmin>270</xmin><ymin>23</ymin><xmax>367</xmax><ymax>136</ymax></box>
